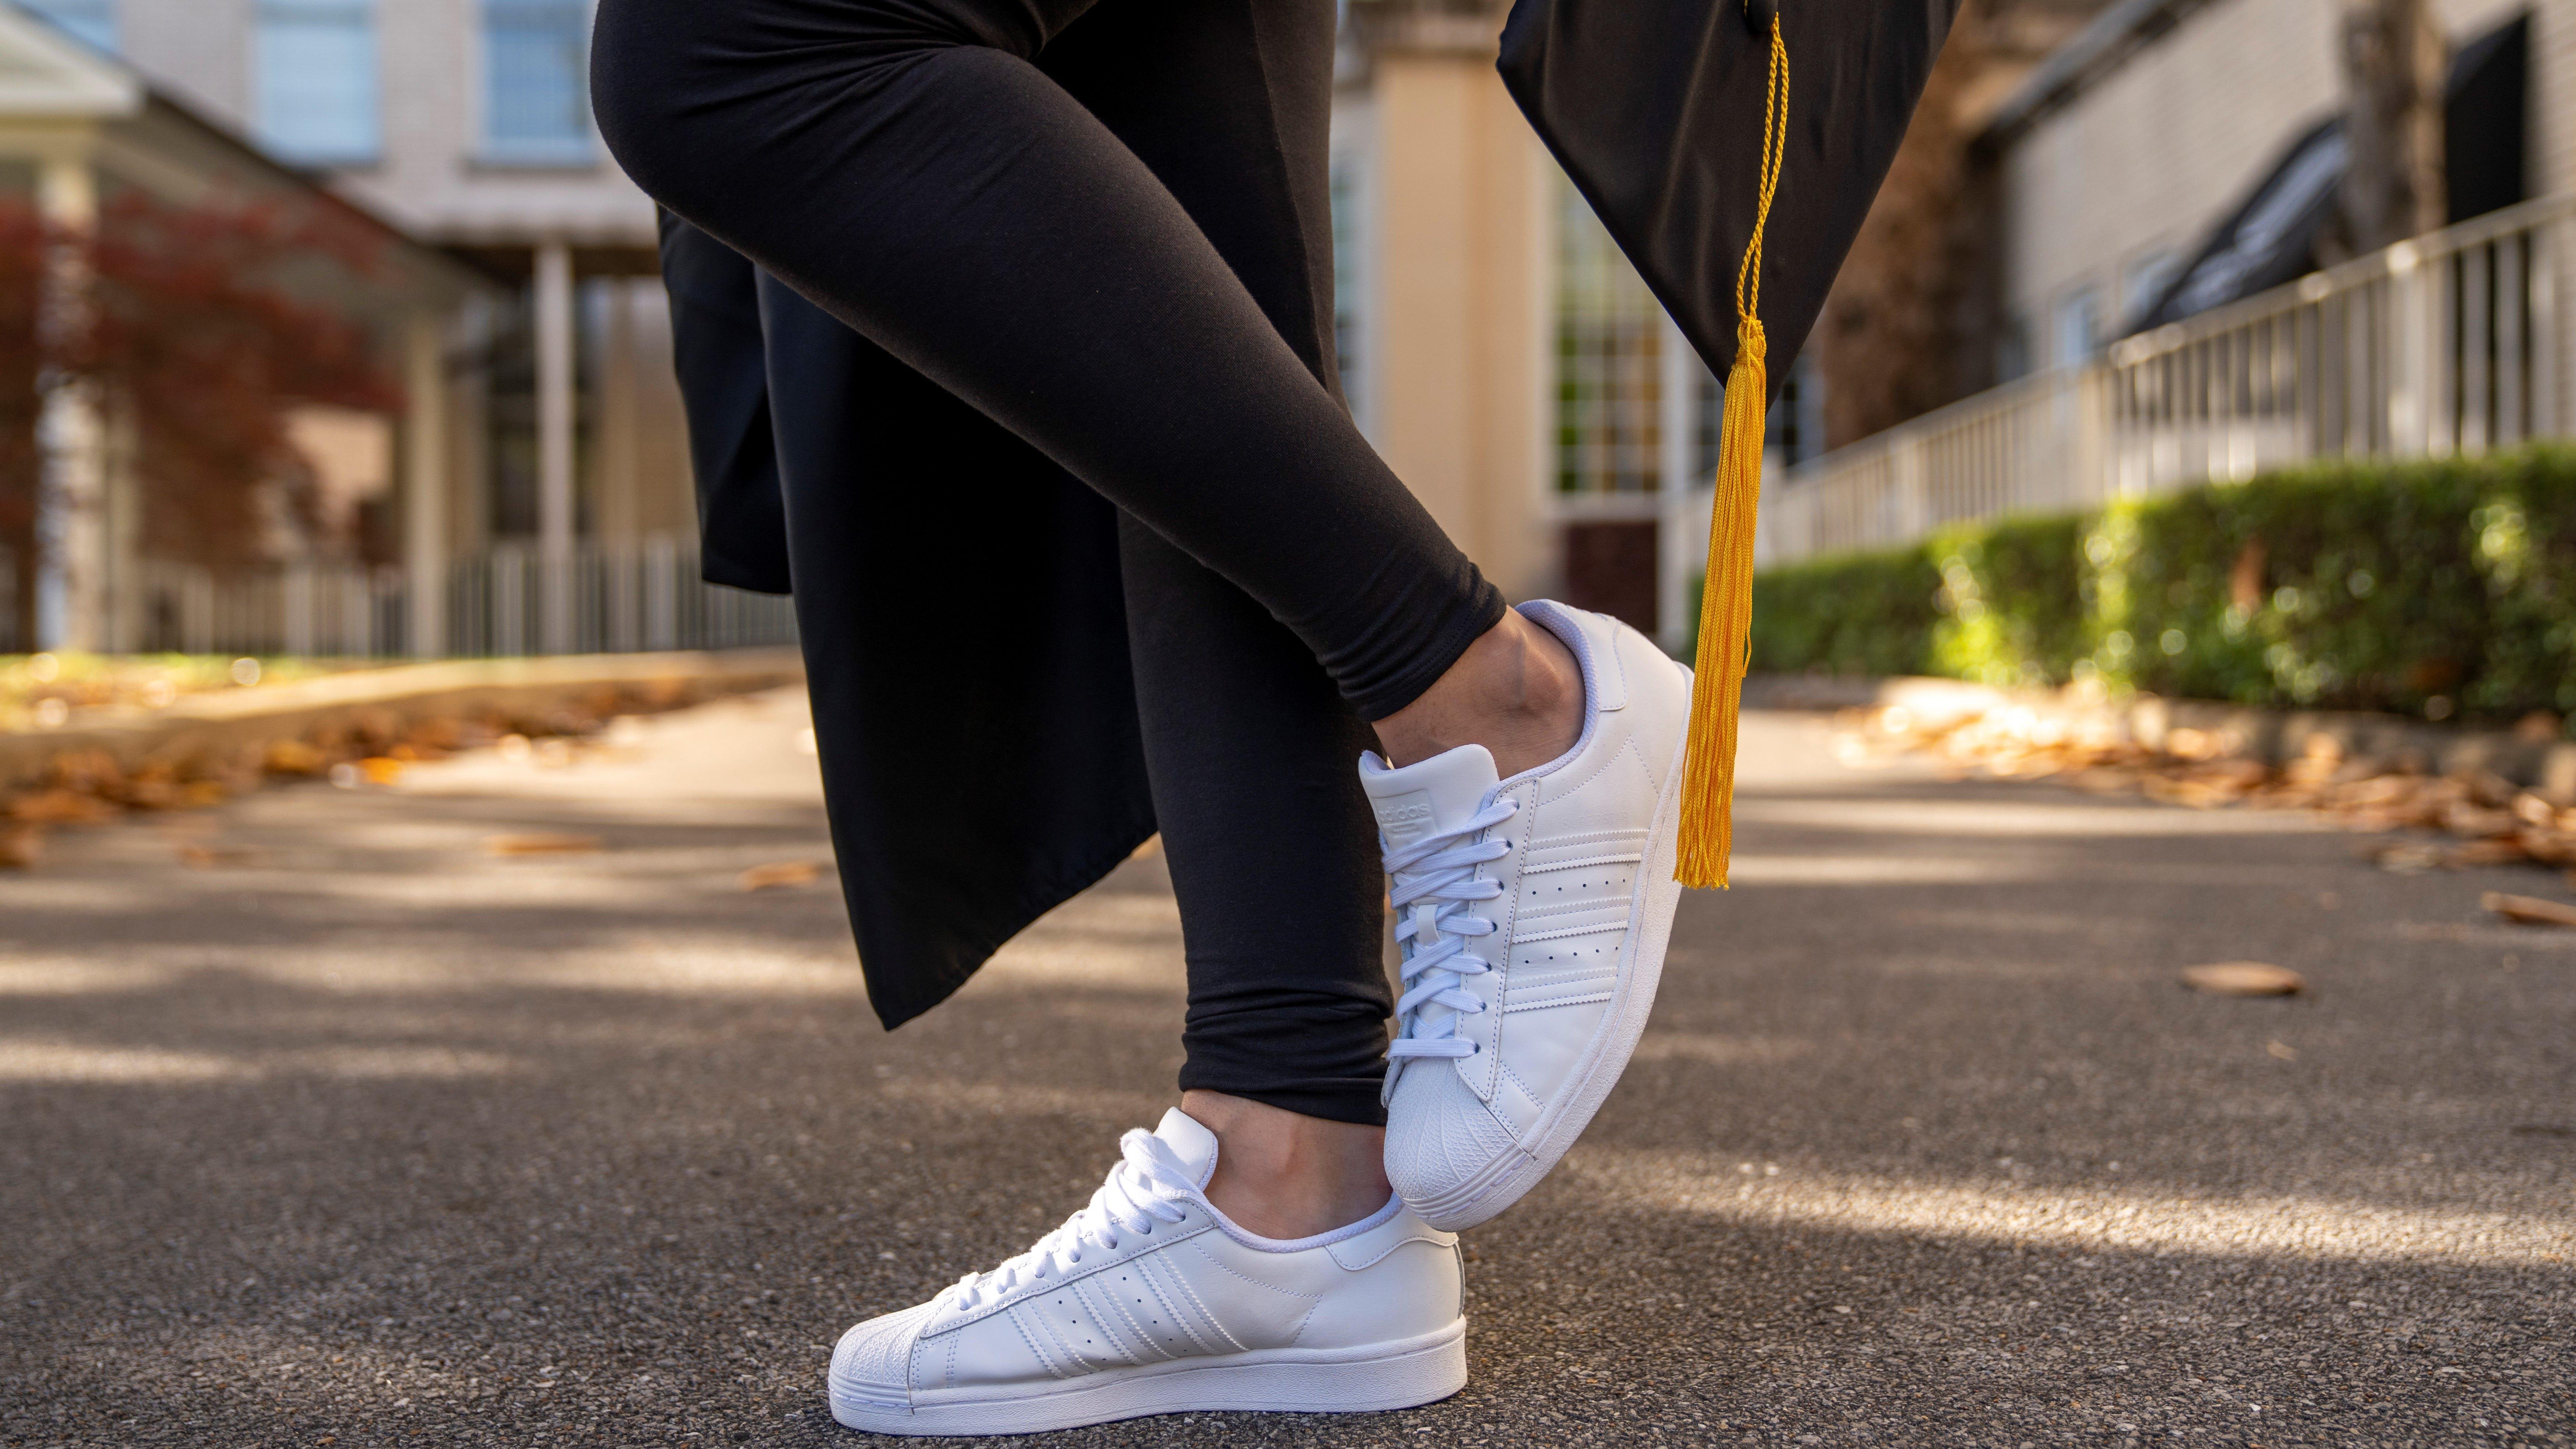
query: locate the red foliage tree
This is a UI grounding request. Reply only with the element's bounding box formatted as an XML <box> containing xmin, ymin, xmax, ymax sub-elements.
<box><xmin>0</xmin><ymin>207</ymin><xmax>47</xmax><ymax>639</ymax></box>
<box><xmin>0</xmin><ymin>194</ymin><xmax>399</xmax><ymax>635</ymax></box>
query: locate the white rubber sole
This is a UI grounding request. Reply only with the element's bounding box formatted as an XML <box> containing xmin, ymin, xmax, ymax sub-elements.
<box><xmin>1404</xmin><ymin>711</ymin><xmax>1693</xmax><ymax>1233</ymax></box>
<box><xmin>828</xmin><ymin>1320</ymin><xmax>1468</xmax><ymax>1437</ymax></box>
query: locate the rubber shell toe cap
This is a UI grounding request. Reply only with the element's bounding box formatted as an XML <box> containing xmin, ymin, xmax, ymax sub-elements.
<box><xmin>1385</xmin><ymin>1061</ymin><xmax>1520</xmax><ymax>1209</ymax></box>
<box><xmin>828</xmin><ymin>1302</ymin><xmax>936</xmax><ymax>1411</ymax></box>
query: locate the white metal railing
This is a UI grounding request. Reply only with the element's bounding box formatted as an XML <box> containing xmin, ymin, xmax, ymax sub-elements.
<box><xmin>0</xmin><ymin>537</ymin><xmax>798</xmax><ymax>659</ymax></box>
<box><xmin>1763</xmin><ymin>194</ymin><xmax>2575</xmax><ymax>564</ymax></box>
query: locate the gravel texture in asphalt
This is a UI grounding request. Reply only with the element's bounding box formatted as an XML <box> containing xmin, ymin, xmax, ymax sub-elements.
<box><xmin>3</xmin><ymin>687</ymin><xmax>2570</xmax><ymax>1447</ymax></box>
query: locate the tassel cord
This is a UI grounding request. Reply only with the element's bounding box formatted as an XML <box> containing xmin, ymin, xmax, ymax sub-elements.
<box><xmin>1674</xmin><ymin>15</ymin><xmax>1787</xmax><ymax>890</ymax></box>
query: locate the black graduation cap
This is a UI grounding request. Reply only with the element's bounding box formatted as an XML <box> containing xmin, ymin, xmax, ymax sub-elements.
<box><xmin>1497</xmin><ymin>0</ymin><xmax>1961</xmax><ymax>887</ymax></box>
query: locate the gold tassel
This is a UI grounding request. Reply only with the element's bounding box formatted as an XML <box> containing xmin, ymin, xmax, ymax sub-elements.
<box><xmin>1675</xmin><ymin>14</ymin><xmax>1787</xmax><ymax>890</ymax></box>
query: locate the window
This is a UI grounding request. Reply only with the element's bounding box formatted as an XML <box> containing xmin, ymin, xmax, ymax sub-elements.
<box><xmin>254</xmin><ymin>0</ymin><xmax>380</xmax><ymax>166</ymax></box>
<box><xmin>1557</xmin><ymin>179</ymin><xmax>1665</xmax><ymax>495</ymax></box>
<box><xmin>1764</xmin><ymin>351</ymin><xmax>1824</xmax><ymax>469</ymax></box>
<box><xmin>484</xmin><ymin>0</ymin><xmax>592</xmax><ymax>164</ymax></box>
<box><xmin>2052</xmin><ymin>287</ymin><xmax>2101</xmax><ymax>369</ymax></box>
<box><xmin>23</xmin><ymin>0</ymin><xmax>117</xmax><ymax>53</ymax></box>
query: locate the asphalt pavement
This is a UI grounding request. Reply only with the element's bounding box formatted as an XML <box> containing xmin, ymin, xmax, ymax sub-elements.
<box><xmin>2</xmin><ymin>686</ymin><xmax>2569</xmax><ymax>1448</ymax></box>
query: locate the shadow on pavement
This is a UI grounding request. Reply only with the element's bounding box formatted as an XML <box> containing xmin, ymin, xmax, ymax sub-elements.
<box><xmin>3</xmin><ymin>706</ymin><xmax>2569</xmax><ymax>1446</ymax></box>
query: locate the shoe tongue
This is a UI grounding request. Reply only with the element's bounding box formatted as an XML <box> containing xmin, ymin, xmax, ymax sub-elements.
<box><xmin>1360</xmin><ymin>745</ymin><xmax>1500</xmax><ymax>850</ymax></box>
<box><xmin>1151</xmin><ymin>1108</ymin><xmax>1220</xmax><ymax>1189</ymax></box>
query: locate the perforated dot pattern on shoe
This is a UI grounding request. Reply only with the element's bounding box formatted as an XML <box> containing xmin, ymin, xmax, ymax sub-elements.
<box><xmin>1120</xmin><ymin>1274</ymin><xmax>1169</xmax><ymax>1339</ymax></box>
<box><xmin>1528</xmin><ymin>868</ymin><xmax>1631</xmax><ymax>901</ymax></box>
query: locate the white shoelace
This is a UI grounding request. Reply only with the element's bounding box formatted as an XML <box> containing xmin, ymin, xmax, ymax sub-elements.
<box><xmin>938</xmin><ymin>1128</ymin><xmax>1198</xmax><ymax>1311</ymax></box>
<box><xmin>1384</xmin><ymin>795</ymin><xmax>1519</xmax><ymax>1073</ymax></box>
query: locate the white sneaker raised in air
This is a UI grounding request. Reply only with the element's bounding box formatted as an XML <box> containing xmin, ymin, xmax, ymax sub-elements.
<box><xmin>1361</xmin><ymin>600</ymin><xmax>1694</xmax><ymax>1232</ymax></box>
<box><xmin>827</xmin><ymin>1109</ymin><xmax>1465</xmax><ymax>1437</ymax></box>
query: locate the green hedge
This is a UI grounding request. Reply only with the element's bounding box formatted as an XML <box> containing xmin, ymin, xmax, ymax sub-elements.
<box><xmin>1747</xmin><ymin>444</ymin><xmax>2576</xmax><ymax>721</ymax></box>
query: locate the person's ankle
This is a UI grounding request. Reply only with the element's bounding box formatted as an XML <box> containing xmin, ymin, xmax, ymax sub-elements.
<box><xmin>1179</xmin><ymin>1090</ymin><xmax>1391</xmax><ymax>1240</ymax></box>
<box><xmin>1373</xmin><ymin>611</ymin><xmax>1582</xmax><ymax>775</ymax></box>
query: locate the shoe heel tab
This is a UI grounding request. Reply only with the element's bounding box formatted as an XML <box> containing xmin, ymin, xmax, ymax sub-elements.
<box><xmin>1521</xmin><ymin>600</ymin><xmax>1627</xmax><ymax>713</ymax></box>
<box><xmin>1326</xmin><ymin>1206</ymin><xmax>1458</xmax><ymax>1271</ymax></box>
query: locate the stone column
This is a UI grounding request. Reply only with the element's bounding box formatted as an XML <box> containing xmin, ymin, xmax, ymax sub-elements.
<box><xmin>404</xmin><ymin>309</ymin><xmax>451</xmax><ymax>657</ymax></box>
<box><xmin>595</xmin><ymin>280</ymin><xmax>643</xmax><ymax>651</ymax></box>
<box><xmin>33</xmin><ymin>153</ymin><xmax>102</xmax><ymax>654</ymax></box>
<box><xmin>597</xmin><ymin>280</ymin><xmax>640</xmax><ymax>546</ymax></box>
<box><xmin>534</xmin><ymin>239</ymin><xmax>576</xmax><ymax>653</ymax></box>
<box><xmin>1362</xmin><ymin>14</ymin><xmax>1554</xmax><ymax>602</ymax></box>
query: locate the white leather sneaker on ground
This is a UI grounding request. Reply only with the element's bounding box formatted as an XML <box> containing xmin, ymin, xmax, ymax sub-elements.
<box><xmin>1362</xmin><ymin>600</ymin><xmax>1694</xmax><ymax>1232</ymax></box>
<box><xmin>826</xmin><ymin>1109</ymin><xmax>1465</xmax><ymax>1436</ymax></box>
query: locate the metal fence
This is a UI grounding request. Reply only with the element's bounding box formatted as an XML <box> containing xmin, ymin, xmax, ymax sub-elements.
<box><xmin>1762</xmin><ymin>193</ymin><xmax>2572</xmax><ymax>565</ymax></box>
<box><xmin>0</xmin><ymin>538</ymin><xmax>798</xmax><ymax>658</ymax></box>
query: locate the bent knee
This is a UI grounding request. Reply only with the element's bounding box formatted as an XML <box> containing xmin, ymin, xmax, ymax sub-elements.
<box><xmin>588</xmin><ymin>0</ymin><xmax>714</xmax><ymax>210</ymax></box>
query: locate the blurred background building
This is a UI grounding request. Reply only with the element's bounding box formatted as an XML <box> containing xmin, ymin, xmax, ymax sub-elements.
<box><xmin>1333</xmin><ymin>0</ymin><xmax>2569</xmax><ymax>654</ymax></box>
<box><xmin>0</xmin><ymin>0</ymin><xmax>2562</xmax><ymax>661</ymax></box>
<box><xmin>0</xmin><ymin>0</ymin><xmax>769</xmax><ymax>659</ymax></box>
<box><xmin>1766</xmin><ymin>0</ymin><xmax>2565</xmax><ymax>572</ymax></box>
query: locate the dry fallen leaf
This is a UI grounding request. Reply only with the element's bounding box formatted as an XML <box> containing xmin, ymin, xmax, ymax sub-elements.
<box><xmin>2369</xmin><ymin>842</ymin><xmax>2446</xmax><ymax>874</ymax></box>
<box><xmin>2480</xmin><ymin>891</ymin><xmax>2576</xmax><ymax>927</ymax></box>
<box><xmin>264</xmin><ymin>740</ymin><xmax>326</xmax><ymax>776</ymax></box>
<box><xmin>178</xmin><ymin>843</ymin><xmax>259</xmax><ymax>870</ymax></box>
<box><xmin>2516</xmin><ymin>829</ymin><xmax>2576</xmax><ymax>866</ymax></box>
<box><xmin>2446</xmin><ymin>838</ymin><xmax>2532</xmax><ymax>867</ymax></box>
<box><xmin>0</xmin><ymin>826</ymin><xmax>40</xmax><ymax>869</ymax></box>
<box><xmin>2439</xmin><ymin>802</ymin><xmax>2518</xmax><ymax>838</ymax></box>
<box><xmin>8</xmin><ymin>789</ymin><xmax>117</xmax><ymax>826</ymax></box>
<box><xmin>2180</xmin><ymin>962</ymin><xmax>2307</xmax><ymax>997</ymax></box>
<box><xmin>738</xmin><ymin>860</ymin><xmax>822</xmax><ymax>892</ymax></box>
<box><xmin>359</xmin><ymin>757</ymin><xmax>406</xmax><ymax>786</ymax></box>
<box><xmin>2265</xmin><ymin>1039</ymin><xmax>2299</xmax><ymax>1060</ymax></box>
<box><xmin>483</xmin><ymin>833</ymin><xmax>603</xmax><ymax>857</ymax></box>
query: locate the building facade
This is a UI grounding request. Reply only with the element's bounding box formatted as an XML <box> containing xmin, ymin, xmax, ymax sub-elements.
<box><xmin>1993</xmin><ymin>0</ymin><xmax>2541</xmax><ymax>378</ymax></box>
<box><xmin>1325</xmin><ymin>0</ymin><xmax>2087</xmax><ymax>649</ymax></box>
<box><xmin>0</xmin><ymin>1</ymin><xmax>489</xmax><ymax>655</ymax></box>
<box><xmin>19</xmin><ymin>0</ymin><xmax>699</xmax><ymax>656</ymax></box>
<box><xmin>1765</xmin><ymin>0</ymin><xmax>2576</xmax><ymax>568</ymax></box>
<box><xmin>1330</xmin><ymin>2</ymin><xmax>1731</xmax><ymax>651</ymax></box>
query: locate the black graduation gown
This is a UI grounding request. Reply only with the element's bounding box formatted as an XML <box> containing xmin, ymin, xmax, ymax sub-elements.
<box><xmin>661</xmin><ymin>213</ymin><xmax>1155</xmax><ymax>1030</ymax></box>
<box><xmin>658</xmin><ymin>0</ymin><xmax>1957</xmax><ymax>1028</ymax></box>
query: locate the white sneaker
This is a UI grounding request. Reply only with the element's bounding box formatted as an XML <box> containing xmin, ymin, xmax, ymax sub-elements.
<box><xmin>1361</xmin><ymin>600</ymin><xmax>1693</xmax><ymax>1231</ymax></box>
<box><xmin>827</xmin><ymin>1109</ymin><xmax>1466</xmax><ymax>1436</ymax></box>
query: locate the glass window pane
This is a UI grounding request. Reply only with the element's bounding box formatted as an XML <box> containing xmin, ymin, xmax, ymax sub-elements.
<box><xmin>24</xmin><ymin>0</ymin><xmax>118</xmax><ymax>54</ymax></box>
<box><xmin>484</xmin><ymin>0</ymin><xmax>591</xmax><ymax>161</ymax></box>
<box><xmin>255</xmin><ymin>0</ymin><xmax>379</xmax><ymax>165</ymax></box>
<box><xmin>1555</xmin><ymin>176</ymin><xmax>1664</xmax><ymax>496</ymax></box>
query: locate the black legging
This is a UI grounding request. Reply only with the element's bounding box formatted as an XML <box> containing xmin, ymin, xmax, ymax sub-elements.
<box><xmin>593</xmin><ymin>0</ymin><xmax>1506</xmax><ymax>1125</ymax></box>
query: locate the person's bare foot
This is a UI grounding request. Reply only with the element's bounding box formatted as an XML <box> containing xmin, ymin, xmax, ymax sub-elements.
<box><xmin>1179</xmin><ymin>1090</ymin><xmax>1391</xmax><ymax>1239</ymax></box>
<box><xmin>1371</xmin><ymin>610</ymin><xmax>1582</xmax><ymax>777</ymax></box>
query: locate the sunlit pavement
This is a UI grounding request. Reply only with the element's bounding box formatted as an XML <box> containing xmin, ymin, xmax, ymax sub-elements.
<box><xmin>3</xmin><ymin>688</ymin><xmax>2569</xmax><ymax>1448</ymax></box>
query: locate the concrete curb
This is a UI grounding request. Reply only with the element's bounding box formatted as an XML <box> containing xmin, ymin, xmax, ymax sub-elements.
<box><xmin>0</xmin><ymin>648</ymin><xmax>805</xmax><ymax>794</ymax></box>
<box><xmin>1743</xmin><ymin>671</ymin><xmax>2576</xmax><ymax>797</ymax></box>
